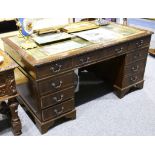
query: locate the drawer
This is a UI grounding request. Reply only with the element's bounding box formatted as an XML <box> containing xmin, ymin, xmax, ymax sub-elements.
<box><xmin>128</xmin><ymin>36</ymin><xmax>151</xmax><ymax>50</ymax></box>
<box><xmin>42</xmin><ymin>99</ymin><xmax>74</xmax><ymax>121</ymax></box>
<box><xmin>36</xmin><ymin>58</ymin><xmax>72</xmax><ymax>79</ymax></box>
<box><xmin>125</xmin><ymin>47</ymin><xmax>148</xmax><ymax>64</ymax></box>
<box><xmin>0</xmin><ymin>71</ymin><xmax>14</xmax><ymax>85</ymax></box>
<box><xmin>124</xmin><ymin>59</ymin><xmax>147</xmax><ymax>76</ymax></box>
<box><xmin>109</xmin><ymin>43</ymin><xmax>128</xmax><ymax>56</ymax></box>
<box><xmin>0</xmin><ymin>71</ymin><xmax>16</xmax><ymax>97</ymax></box>
<box><xmin>41</xmin><ymin>87</ymin><xmax>74</xmax><ymax>109</ymax></box>
<box><xmin>38</xmin><ymin>72</ymin><xmax>74</xmax><ymax>96</ymax></box>
<box><xmin>100</xmin><ymin>42</ymin><xmax>128</xmax><ymax>58</ymax></box>
<box><xmin>73</xmin><ymin>52</ymin><xmax>98</xmax><ymax>67</ymax></box>
<box><xmin>122</xmin><ymin>72</ymin><xmax>144</xmax><ymax>87</ymax></box>
<box><xmin>0</xmin><ymin>75</ymin><xmax>5</xmax><ymax>86</ymax></box>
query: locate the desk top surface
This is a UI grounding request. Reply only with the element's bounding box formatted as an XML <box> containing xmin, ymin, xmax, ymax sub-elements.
<box><xmin>2</xmin><ymin>22</ymin><xmax>152</xmax><ymax>66</ymax></box>
<box><xmin>0</xmin><ymin>50</ymin><xmax>18</xmax><ymax>72</ymax></box>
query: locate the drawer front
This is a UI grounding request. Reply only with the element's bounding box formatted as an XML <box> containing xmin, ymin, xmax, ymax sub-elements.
<box><xmin>41</xmin><ymin>87</ymin><xmax>74</xmax><ymax>109</ymax></box>
<box><xmin>122</xmin><ymin>72</ymin><xmax>144</xmax><ymax>87</ymax></box>
<box><xmin>125</xmin><ymin>47</ymin><xmax>148</xmax><ymax>64</ymax></box>
<box><xmin>109</xmin><ymin>43</ymin><xmax>128</xmax><ymax>56</ymax></box>
<box><xmin>0</xmin><ymin>71</ymin><xmax>16</xmax><ymax>97</ymax></box>
<box><xmin>128</xmin><ymin>36</ymin><xmax>151</xmax><ymax>50</ymax></box>
<box><xmin>100</xmin><ymin>42</ymin><xmax>128</xmax><ymax>58</ymax></box>
<box><xmin>124</xmin><ymin>59</ymin><xmax>147</xmax><ymax>76</ymax></box>
<box><xmin>42</xmin><ymin>99</ymin><xmax>74</xmax><ymax>121</ymax></box>
<box><xmin>36</xmin><ymin>58</ymin><xmax>72</xmax><ymax>79</ymax></box>
<box><xmin>73</xmin><ymin>52</ymin><xmax>98</xmax><ymax>67</ymax></box>
<box><xmin>0</xmin><ymin>73</ymin><xmax>5</xmax><ymax>86</ymax></box>
<box><xmin>38</xmin><ymin>72</ymin><xmax>74</xmax><ymax>96</ymax></box>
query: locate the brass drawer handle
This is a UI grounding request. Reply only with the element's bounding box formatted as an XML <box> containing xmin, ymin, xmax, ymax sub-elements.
<box><xmin>50</xmin><ymin>64</ymin><xmax>62</xmax><ymax>73</ymax></box>
<box><xmin>53</xmin><ymin>94</ymin><xmax>64</xmax><ymax>102</ymax></box>
<box><xmin>51</xmin><ymin>80</ymin><xmax>63</xmax><ymax>89</ymax></box>
<box><xmin>79</xmin><ymin>57</ymin><xmax>90</xmax><ymax>64</ymax></box>
<box><xmin>130</xmin><ymin>76</ymin><xmax>138</xmax><ymax>82</ymax></box>
<box><xmin>136</xmin><ymin>40</ymin><xmax>144</xmax><ymax>47</ymax></box>
<box><xmin>131</xmin><ymin>65</ymin><xmax>139</xmax><ymax>72</ymax></box>
<box><xmin>115</xmin><ymin>47</ymin><xmax>123</xmax><ymax>53</ymax></box>
<box><xmin>54</xmin><ymin>106</ymin><xmax>64</xmax><ymax>116</ymax></box>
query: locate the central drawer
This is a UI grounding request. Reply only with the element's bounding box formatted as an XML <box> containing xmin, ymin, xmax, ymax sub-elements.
<box><xmin>99</xmin><ymin>42</ymin><xmax>128</xmax><ymax>59</ymax></box>
<box><xmin>73</xmin><ymin>51</ymin><xmax>98</xmax><ymax>67</ymax></box>
<box><xmin>108</xmin><ymin>42</ymin><xmax>128</xmax><ymax>56</ymax></box>
<box><xmin>38</xmin><ymin>72</ymin><xmax>74</xmax><ymax>96</ymax></box>
<box><xmin>42</xmin><ymin>99</ymin><xmax>74</xmax><ymax>121</ymax></box>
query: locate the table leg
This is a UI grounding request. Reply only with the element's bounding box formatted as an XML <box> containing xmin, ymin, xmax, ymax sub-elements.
<box><xmin>8</xmin><ymin>98</ymin><xmax>22</xmax><ymax>135</ymax></box>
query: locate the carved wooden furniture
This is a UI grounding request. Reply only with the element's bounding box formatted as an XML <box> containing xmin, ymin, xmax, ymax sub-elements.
<box><xmin>2</xmin><ymin>22</ymin><xmax>152</xmax><ymax>134</ymax></box>
<box><xmin>0</xmin><ymin>49</ymin><xmax>22</xmax><ymax>135</ymax></box>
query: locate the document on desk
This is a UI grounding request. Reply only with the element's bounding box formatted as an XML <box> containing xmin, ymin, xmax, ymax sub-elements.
<box><xmin>73</xmin><ymin>27</ymin><xmax>124</xmax><ymax>43</ymax></box>
<box><xmin>41</xmin><ymin>40</ymin><xmax>88</xmax><ymax>55</ymax></box>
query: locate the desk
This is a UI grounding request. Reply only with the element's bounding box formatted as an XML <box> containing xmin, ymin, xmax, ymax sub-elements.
<box><xmin>2</xmin><ymin>22</ymin><xmax>152</xmax><ymax>134</ymax></box>
<box><xmin>0</xmin><ymin>49</ymin><xmax>22</xmax><ymax>135</ymax></box>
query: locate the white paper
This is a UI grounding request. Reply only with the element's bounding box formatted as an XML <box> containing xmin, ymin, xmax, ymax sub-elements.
<box><xmin>42</xmin><ymin>40</ymin><xmax>87</xmax><ymax>55</ymax></box>
<box><xmin>0</xmin><ymin>55</ymin><xmax>4</xmax><ymax>64</ymax></box>
<box><xmin>74</xmin><ymin>28</ymin><xmax>123</xmax><ymax>43</ymax></box>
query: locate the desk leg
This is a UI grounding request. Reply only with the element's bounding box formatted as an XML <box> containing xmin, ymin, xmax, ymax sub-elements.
<box><xmin>114</xmin><ymin>87</ymin><xmax>130</xmax><ymax>98</ymax></box>
<box><xmin>8</xmin><ymin>98</ymin><xmax>22</xmax><ymax>135</ymax></box>
<box><xmin>114</xmin><ymin>81</ymin><xmax>144</xmax><ymax>98</ymax></box>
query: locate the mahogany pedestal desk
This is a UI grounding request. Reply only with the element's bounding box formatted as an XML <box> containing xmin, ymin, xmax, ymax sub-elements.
<box><xmin>0</xmin><ymin>50</ymin><xmax>22</xmax><ymax>135</ymax></box>
<box><xmin>2</xmin><ymin>22</ymin><xmax>152</xmax><ymax>134</ymax></box>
